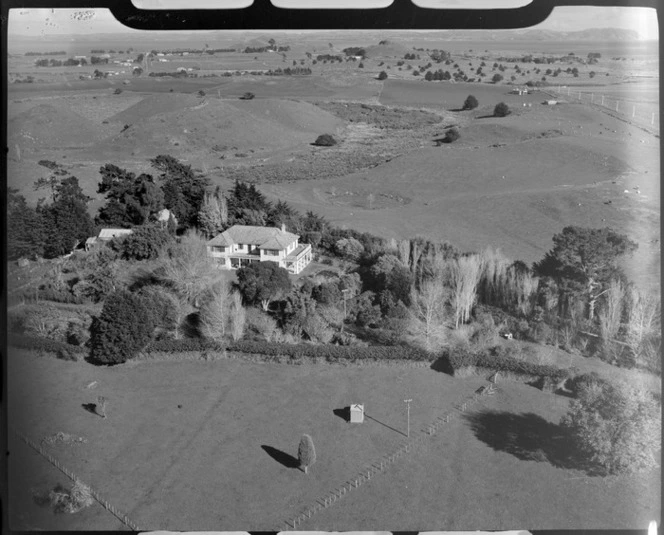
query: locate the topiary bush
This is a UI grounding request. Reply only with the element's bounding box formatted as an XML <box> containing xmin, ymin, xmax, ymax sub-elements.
<box><xmin>313</xmin><ymin>134</ymin><xmax>337</xmax><ymax>147</ymax></box>
<box><xmin>298</xmin><ymin>434</ymin><xmax>316</xmax><ymax>474</ymax></box>
<box><xmin>494</xmin><ymin>101</ymin><xmax>510</xmax><ymax>117</ymax></box>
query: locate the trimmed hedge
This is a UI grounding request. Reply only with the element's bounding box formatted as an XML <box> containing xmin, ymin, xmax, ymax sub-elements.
<box><xmin>143</xmin><ymin>338</ymin><xmax>434</xmax><ymax>362</ymax></box>
<box><xmin>226</xmin><ymin>340</ymin><xmax>434</xmax><ymax>362</ymax></box>
<box><xmin>144</xmin><ymin>338</ymin><xmax>226</xmax><ymax>353</ymax></box>
<box><xmin>8</xmin><ymin>334</ymin><xmax>86</xmax><ymax>360</ymax></box>
<box><xmin>446</xmin><ymin>347</ymin><xmax>569</xmax><ymax>381</ymax></box>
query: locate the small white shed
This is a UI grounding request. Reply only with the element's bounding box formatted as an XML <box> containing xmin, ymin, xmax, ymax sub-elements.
<box><xmin>350</xmin><ymin>404</ymin><xmax>364</xmax><ymax>423</ymax></box>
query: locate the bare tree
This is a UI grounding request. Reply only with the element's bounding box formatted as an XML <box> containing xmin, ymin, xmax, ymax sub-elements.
<box><xmin>409</xmin><ymin>277</ymin><xmax>447</xmax><ymax>350</ymax></box>
<box><xmin>199</xmin><ymin>281</ymin><xmax>232</xmax><ymax>341</ymax></box>
<box><xmin>397</xmin><ymin>239</ymin><xmax>411</xmax><ymax>267</ymax></box>
<box><xmin>158</xmin><ymin>230</ymin><xmax>224</xmax><ymax>307</ymax></box>
<box><xmin>625</xmin><ymin>287</ymin><xmax>660</xmax><ymax>359</ymax></box>
<box><xmin>197</xmin><ymin>192</ymin><xmax>227</xmax><ymax>238</ymax></box>
<box><xmin>448</xmin><ymin>254</ymin><xmax>484</xmax><ymax>329</ymax></box>
<box><xmin>509</xmin><ymin>266</ymin><xmax>539</xmax><ymax>317</ymax></box>
<box><xmin>246</xmin><ymin>308</ymin><xmax>278</xmax><ymax>341</ymax></box>
<box><xmin>228</xmin><ymin>290</ymin><xmax>246</xmax><ymax>342</ymax></box>
<box><xmin>598</xmin><ymin>279</ymin><xmax>625</xmax><ymax>349</ymax></box>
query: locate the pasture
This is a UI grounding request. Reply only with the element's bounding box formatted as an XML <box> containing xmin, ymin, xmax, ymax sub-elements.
<box><xmin>8</xmin><ymin>349</ymin><xmax>660</xmax><ymax>530</ymax></box>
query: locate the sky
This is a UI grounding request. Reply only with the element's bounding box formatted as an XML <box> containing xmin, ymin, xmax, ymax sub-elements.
<box><xmin>8</xmin><ymin>3</ymin><xmax>660</xmax><ymax>40</ymax></box>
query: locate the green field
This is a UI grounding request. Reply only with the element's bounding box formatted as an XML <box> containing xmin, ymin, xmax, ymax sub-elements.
<box><xmin>8</xmin><ymin>349</ymin><xmax>660</xmax><ymax>530</ymax></box>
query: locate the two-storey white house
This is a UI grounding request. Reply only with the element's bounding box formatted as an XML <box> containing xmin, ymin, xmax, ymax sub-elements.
<box><xmin>206</xmin><ymin>224</ymin><xmax>312</xmax><ymax>274</ymax></box>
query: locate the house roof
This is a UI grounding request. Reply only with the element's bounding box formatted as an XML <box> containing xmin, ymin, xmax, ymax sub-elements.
<box><xmin>207</xmin><ymin>225</ymin><xmax>299</xmax><ymax>249</ymax></box>
<box><xmin>98</xmin><ymin>228</ymin><xmax>133</xmax><ymax>240</ymax></box>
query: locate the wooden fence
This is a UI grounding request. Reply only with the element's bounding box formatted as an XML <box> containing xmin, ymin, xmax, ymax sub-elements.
<box><xmin>284</xmin><ymin>379</ymin><xmax>497</xmax><ymax>529</ymax></box>
<box><xmin>12</xmin><ymin>427</ymin><xmax>140</xmax><ymax>530</ymax></box>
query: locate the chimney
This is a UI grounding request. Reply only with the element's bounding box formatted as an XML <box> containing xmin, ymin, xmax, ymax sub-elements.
<box><xmin>281</xmin><ymin>223</ymin><xmax>286</xmax><ymax>233</ymax></box>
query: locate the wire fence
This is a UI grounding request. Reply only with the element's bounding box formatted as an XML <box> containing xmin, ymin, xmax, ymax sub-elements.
<box><xmin>548</xmin><ymin>85</ymin><xmax>660</xmax><ymax>133</ymax></box>
<box><xmin>12</xmin><ymin>427</ymin><xmax>140</xmax><ymax>531</ymax></box>
<box><xmin>284</xmin><ymin>377</ymin><xmax>499</xmax><ymax>529</ymax></box>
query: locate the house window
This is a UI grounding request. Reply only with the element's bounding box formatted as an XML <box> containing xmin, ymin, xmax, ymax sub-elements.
<box><xmin>211</xmin><ymin>246</ymin><xmax>225</xmax><ymax>253</ymax></box>
<box><xmin>264</xmin><ymin>249</ymin><xmax>280</xmax><ymax>256</ymax></box>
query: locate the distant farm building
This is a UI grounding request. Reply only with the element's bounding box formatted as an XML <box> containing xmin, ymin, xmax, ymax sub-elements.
<box><xmin>544</xmin><ymin>100</ymin><xmax>558</xmax><ymax>106</ymax></box>
<box><xmin>206</xmin><ymin>224</ymin><xmax>312</xmax><ymax>274</ymax></box>
<box><xmin>86</xmin><ymin>228</ymin><xmax>133</xmax><ymax>251</ymax></box>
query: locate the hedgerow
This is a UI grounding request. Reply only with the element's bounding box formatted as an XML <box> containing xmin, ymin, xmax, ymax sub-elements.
<box><xmin>226</xmin><ymin>340</ymin><xmax>434</xmax><ymax>362</ymax></box>
<box><xmin>446</xmin><ymin>347</ymin><xmax>569</xmax><ymax>380</ymax></box>
<box><xmin>144</xmin><ymin>338</ymin><xmax>226</xmax><ymax>352</ymax></box>
<box><xmin>8</xmin><ymin>334</ymin><xmax>86</xmax><ymax>359</ymax></box>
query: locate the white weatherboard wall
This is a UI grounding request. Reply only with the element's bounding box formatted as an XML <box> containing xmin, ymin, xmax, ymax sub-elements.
<box><xmin>350</xmin><ymin>404</ymin><xmax>364</xmax><ymax>423</ymax></box>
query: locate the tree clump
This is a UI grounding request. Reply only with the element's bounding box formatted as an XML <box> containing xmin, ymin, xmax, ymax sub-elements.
<box><xmin>313</xmin><ymin>134</ymin><xmax>337</xmax><ymax>147</ymax></box>
<box><xmin>534</xmin><ymin>226</ymin><xmax>637</xmax><ymax>320</ymax></box>
<box><xmin>377</xmin><ymin>70</ymin><xmax>388</xmax><ymax>80</ymax></box>
<box><xmin>562</xmin><ymin>380</ymin><xmax>661</xmax><ymax>474</ymax></box>
<box><xmin>493</xmin><ymin>102</ymin><xmax>510</xmax><ymax>117</ymax></box>
<box><xmin>462</xmin><ymin>94</ymin><xmax>478</xmax><ymax>110</ymax></box>
<box><xmin>236</xmin><ymin>261</ymin><xmax>291</xmax><ymax>311</ymax></box>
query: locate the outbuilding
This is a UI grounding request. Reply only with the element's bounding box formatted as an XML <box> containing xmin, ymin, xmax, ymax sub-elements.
<box><xmin>350</xmin><ymin>404</ymin><xmax>364</xmax><ymax>423</ymax></box>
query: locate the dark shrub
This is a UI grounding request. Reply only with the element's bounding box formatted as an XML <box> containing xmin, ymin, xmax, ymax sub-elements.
<box><xmin>444</xmin><ymin>127</ymin><xmax>460</xmax><ymax>143</ymax></box>
<box><xmin>494</xmin><ymin>102</ymin><xmax>510</xmax><ymax>117</ymax></box>
<box><xmin>567</xmin><ymin>372</ymin><xmax>610</xmax><ymax>397</ymax></box>
<box><xmin>89</xmin><ymin>290</ymin><xmax>155</xmax><ymax>364</ymax></box>
<box><xmin>462</xmin><ymin>94</ymin><xmax>478</xmax><ymax>110</ymax></box>
<box><xmin>313</xmin><ymin>134</ymin><xmax>337</xmax><ymax>147</ymax></box>
<box><xmin>377</xmin><ymin>70</ymin><xmax>388</xmax><ymax>80</ymax></box>
<box><xmin>240</xmin><ymin>92</ymin><xmax>255</xmax><ymax>100</ymax></box>
<box><xmin>118</xmin><ymin>224</ymin><xmax>172</xmax><ymax>261</ymax></box>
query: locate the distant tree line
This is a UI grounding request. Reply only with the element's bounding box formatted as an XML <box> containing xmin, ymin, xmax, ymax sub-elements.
<box><xmin>34</xmin><ymin>57</ymin><xmax>88</xmax><ymax>67</ymax></box>
<box><xmin>91</xmin><ymin>49</ymin><xmax>127</xmax><ymax>54</ymax></box>
<box><xmin>25</xmin><ymin>50</ymin><xmax>66</xmax><ymax>56</ymax></box>
<box><xmin>316</xmin><ymin>54</ymin><xmax>343</xmax><ymax>63</ymax></box>
<box><xmin>342</xmin><ymin>47</ymin><xmax>366</xmax><ymax>58</ymax></box>
<box><xmin>243</xmin><ymin>45</ymin><xmax>290</xmax><ymax>53</ymax></box>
